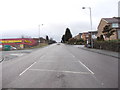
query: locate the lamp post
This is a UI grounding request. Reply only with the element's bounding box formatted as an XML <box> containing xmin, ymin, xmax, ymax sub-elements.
<box><xmin>82</xmin><ymin>7</ymin><xmax>93</xmax><ymax>48</ymax></box>
<box><xmin>38</xmin><ymin>24</ymin><xmax>43</xmax><ymax>45</ymax></box>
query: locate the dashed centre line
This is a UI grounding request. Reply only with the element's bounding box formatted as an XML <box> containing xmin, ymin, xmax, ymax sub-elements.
<box><xmin>29</xmin><ymin>69</ymin><xmax>91</xmax><ymax>75</ymax></box>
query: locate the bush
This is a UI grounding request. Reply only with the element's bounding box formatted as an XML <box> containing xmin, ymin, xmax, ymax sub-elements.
<box><xmin>94</xmin><ymin>40</ymin><xmax>120</xmax><ymax>52</ymax></box>
<box><xmin>68</xmin><ymin>38</ymin><xmax>85</xmax><ymax>45</ymax></box>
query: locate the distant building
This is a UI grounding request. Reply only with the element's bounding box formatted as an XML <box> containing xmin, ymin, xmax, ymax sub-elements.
<box><xmin>0</xmin><ymin>38</ymin><xmax>38</xmax><ymax>49</ymax></box>
<box><xmin>40</xmin><ymin>37</ymin><xmax>47</xmax><ymax>43</ymax></box>
<box><xmin>88</xmin><ymin>31</ymin><xmax>98</xmax><ymax>39</ymax></box>
<box><xmin>81</xmin><ymin>32</ymin><xmax>89</xmax><ymax>41</ymax></box>
<box><xmin>74</xmin><ymin>33</ymin><xmax>82</xmax><ymax>40</ymax></box>
<box><xmin>97</xmin><ymin>17</ymin><xmax>120</xmax><ymax>40</ymax></box>
<box><xmin>33</xmin><ymin>37</ymin><xmax>47</xmax><ymax>43</ymax></box>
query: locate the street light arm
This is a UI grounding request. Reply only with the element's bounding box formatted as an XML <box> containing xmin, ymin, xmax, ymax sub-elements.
<box><xmin>82</xmin><ymin>7</ymin><xmax>85</xmax><ymax>9</ymax></box>
<box><xmin>89</xmin><ymin>7</ymin><xmax>92</xmax><ymax>30</ymax></box>
<box><xmin>82</xmin><ymin>7</ymin><xmax>92</xmax><ymax>30</ymax></box>
<box><xmin>82</xmin><ymin>7</ymin><xmax>91</xmax><ymax>9</ymax></box>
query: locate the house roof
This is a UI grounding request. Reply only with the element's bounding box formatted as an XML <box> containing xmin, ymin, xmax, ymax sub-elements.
<box><xmin>102</xmin><ymin>17</ymin><xmax>120</xmax><ymax>23</ymax></box>
<box><xmin>97</xmin><ymin>17</ymin><xmax>120</xmax><ymax>29</ymax></box>
<box><xmin>88</xmin><ymin>31</ymin><xmax>98</xmax><ymax>33</ymax></box>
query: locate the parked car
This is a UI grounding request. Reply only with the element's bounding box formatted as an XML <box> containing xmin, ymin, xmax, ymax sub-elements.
<box><xmin>11</xmin><ymin>46</ymin><xmax>17</xmax><ymax>50</ymax></box>
<box><xmin>57</xmin><ymin>43</ymin><xmax>60</xmax><ymax>45</ymax></box>
<box><xmin>86</xmin><ymin>44</ymin><xmax>91</xmax><ymax>48</ymax></box>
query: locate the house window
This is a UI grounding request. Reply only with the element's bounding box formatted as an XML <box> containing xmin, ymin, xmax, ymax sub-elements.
<box><xmin>112</xmin><ymin>23</ymin><xmax>119</xmax><ymax>28</ymax></box>
<box><xmin>92</xmin><ymin>35</ymin><xmax>97</xmax><ymax>39</ymax></box>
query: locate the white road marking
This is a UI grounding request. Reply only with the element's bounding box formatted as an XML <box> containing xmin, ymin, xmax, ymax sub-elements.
<box><xmin>38</xmin><ymin>61</ymin><xmax>78</xmax><ymax>63</ymax></box>
<box><xmin>78</xmin><ymin>61</ymin><xmax>94</xmax><ymax>74</ymax></box>
<box><xmin>70</xmin><ymin>53</ymin><xmax>94</xmax><ymax>74</ymax></box>
<box><xmin>38</xmin><ymin>61</ymin><xmax>56</xmax><ymax>63</ymax></box>
<box><xmin>10</xmin><ymin>54</ymin><xmax>24</xmax><ymax>56</ymax></box>
<box><xmin>19</xmin><ymin>62</ymin><xmax>36</xmax><ymax>76</ymax></box>
<box><xmin>72</xmin><ymin>55</ymin><xmax>75</xmax><ymax>58</ymax></box>
<box><xmin>101</xmin><ymin>83</ymin><xmax>104</xmax><ymax>85</ymax></box>
<box><xmin>70</xmin><ymin>54</ymin><xmax>75</xmax><ymax>58</ymax></box>
<box><xmin>29</xmin><ymin>69</ymin><xmax>91</xmax><ymax>74</ymax></box>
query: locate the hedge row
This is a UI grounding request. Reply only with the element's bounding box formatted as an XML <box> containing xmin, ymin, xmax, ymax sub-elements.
<box><xmin>93</xmin><ymin>41</ymin><xmax>120</xmax><ymax>52</ymax></box>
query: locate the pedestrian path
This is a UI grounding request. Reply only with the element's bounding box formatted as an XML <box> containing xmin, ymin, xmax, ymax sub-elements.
<box><xmin>73</xmin><ymin>45</ymin><xmax>119</xmax><ymax>59</ymax></box>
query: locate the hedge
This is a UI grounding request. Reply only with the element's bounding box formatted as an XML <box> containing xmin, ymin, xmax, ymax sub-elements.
<box><xmin>94</xmin><ymin>40</ymin><xmax>120</xmax><ymax>52</ymax></box>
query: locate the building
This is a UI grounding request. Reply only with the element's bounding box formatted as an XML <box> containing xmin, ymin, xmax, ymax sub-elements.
<box><xmin>88</xmin><ymin>31</ymin><xmax>98</xmax><ymax>39</ymax></box>
<box><xmin>0</xmin><ymin>38</ymin><xmax>38</xmax><ymax>49</ymax></box>
<box><xmin>33</xmin><ymin>37</ymin><xmax>47</xmax><ymax>43</ymax></box>
<box><xmin>97</xmin><ymin>17</ymin><xmax>120</xmax><ymax>40</ymax></box>
<box><xmin>81</xmin><ymin>32</ymin><xmax>89</xmax><ymax>41</ymax></box>
<box><xmin>74</xmin><ymin>33</ymin><xmax>82</xmax><ymax>40</ymax></box>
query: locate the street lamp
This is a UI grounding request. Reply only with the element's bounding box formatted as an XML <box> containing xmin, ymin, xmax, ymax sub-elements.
<box><xmin>38</xmin><ymin>24</ymin><xmax>43</xmax><ymax>44</ymax></box>
<box><xmin>82</xmin><ymin>7</ymin><xmax>93</xmax><ymax>48</ymax></box>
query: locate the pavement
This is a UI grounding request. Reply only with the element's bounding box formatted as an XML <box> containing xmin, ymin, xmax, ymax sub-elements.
<box><xmin>2</xmin><ymin>43</ymin><xmax>118</xmax><ymax>88</ymax></box>
<box><xmin>73</xmin><ymin>45</ymin><xmax>119</xmax><ymax>59</ymax></box>
<box><xmin>0</xmin><ymin>48</ymin><xmax>39</xmax><ymax>62</ymax></box>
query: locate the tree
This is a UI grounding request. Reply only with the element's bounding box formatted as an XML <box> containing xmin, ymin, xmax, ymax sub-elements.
<box><xmin>68</xmin><ymin>38</ymin><xmax>77</xmax><ymax>44</ymax></box>
<box><xmin>64</xmin><ymin>28</ymin><xmax>72</xmax><ymax>41</ymax></box>
<box><xmin>61</xmin><ymin>28</ymin><xmax>72</xmax><ymax>43</ymax></box>
<box><xmin>97</xmin><ymin>37</ymin><xmax>100</xmax><ymax>41</ymax></box>
<box><xmin>61</xmin><ymin>35</ymin><xmax>65</xmax><ymax>43</ymax></box>
<box><xmin>97</xmin><ymin>35</ymin><xmax>104</xmax><ymax>41</ymax></box>
<box><xmin>102</xmin><ymin>25</ymin><xmax>115</xmax><ymax>41</ymax></box>
<box><xmin>46</xmin><ymin>35</ymin><xmax>49</xmax><ymax>41</ymax></box>
<box><xmin>77</xmin><ymin>39</ymin><xmax>84</xmax><ymax>42</ymax></box>
<box><xmin>48</xmin><ymin>38</ymin><xmax>56</xmax><ymax>44</ymax></box>
<box><xmin>99</xmin><ymin>35</ymin><xmax>104</xmax><ymax>41</ymax></box>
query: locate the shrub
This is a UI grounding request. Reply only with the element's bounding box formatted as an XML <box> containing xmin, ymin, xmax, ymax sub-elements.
<box><xmin>68</xmin><ymin>38</ymin><xmax>85</xmax><ymax>45</ymax></box>
<box><xmin>94</xmin><ymin>40</ymin><xmax>120</xmax><ymax>52</ymax></box>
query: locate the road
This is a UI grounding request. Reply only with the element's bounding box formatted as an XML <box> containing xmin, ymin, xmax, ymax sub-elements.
<box><xmin>0</xmin><ymin>63</ymin><xmax>2</xmax><ymax>90</ymax></box>
<box><xmin>1</xmin><ymin>49</ymin><xmax>38</xmax><ymax>61</ymax></box>
<box><xmin>2</xmin><ymin>43</ymin><xmax>118</xmax><ymax>88</ymax></box>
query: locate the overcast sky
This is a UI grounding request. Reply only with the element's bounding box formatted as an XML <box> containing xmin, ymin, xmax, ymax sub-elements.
<box><xmin>0</xmin><ymin>0</ymin><xmax>119</xmax><ymax>41</ymax></box>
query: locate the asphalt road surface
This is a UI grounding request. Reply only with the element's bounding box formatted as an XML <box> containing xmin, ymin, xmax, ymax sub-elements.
<box><xmin>2</xmin><ymin>43</ymin><xmax>118</xmax><ymax>88</ymax></box>
<box><xmin>1</xmin><ymin>49</ymin><xmax>38</xmax><ymax>61</ymax></box>
<box><xmin>0</xmin><ymin>63</ymin><xmax>2</xmax><ymax>90</ymax></box>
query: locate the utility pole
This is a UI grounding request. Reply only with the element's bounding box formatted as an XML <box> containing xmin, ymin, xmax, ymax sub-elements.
<box><xmin>82</xmin><ymin>7</ymin><xmax>93</xmax><ymax>48</ymax></box>
<box><xmin>38</xmin><ymin>24</ymin><xmax>43</xmax><ymax>45</ymax></box>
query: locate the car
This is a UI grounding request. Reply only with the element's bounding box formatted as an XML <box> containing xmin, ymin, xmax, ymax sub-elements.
<box><xmin>57</xmin><ymin>43</ymin><xmax>60</xmax><ymax>45</ymax></box>
<box><xmin>86</xmin><ymin>44</ymin><xmax>91</xmax><ymax>48</ymax></box>
<box><xmin>11</xmin><ymin>46</ymin><xmax>17</xmax><ymax>50</ymax></box>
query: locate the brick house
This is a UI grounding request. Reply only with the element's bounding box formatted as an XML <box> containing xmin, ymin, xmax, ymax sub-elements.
<box><xmin>97</xmin><ymin>17</ymin><xmax>120</xmax><ymax>40</ymax></box>
<box><xmin>88</xmin><ymin>31</ymin><xmax>98</xmax><ymax>39</ymax></box>
<box><xmin>74</xmin><ymin>33</ymin><xmax>82</xmax><ymax>40</ymax></box>
<box><xmin>81</xmin><ymin>32</ymin><xmax>89</xmax><ymax>41</ymax></box>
